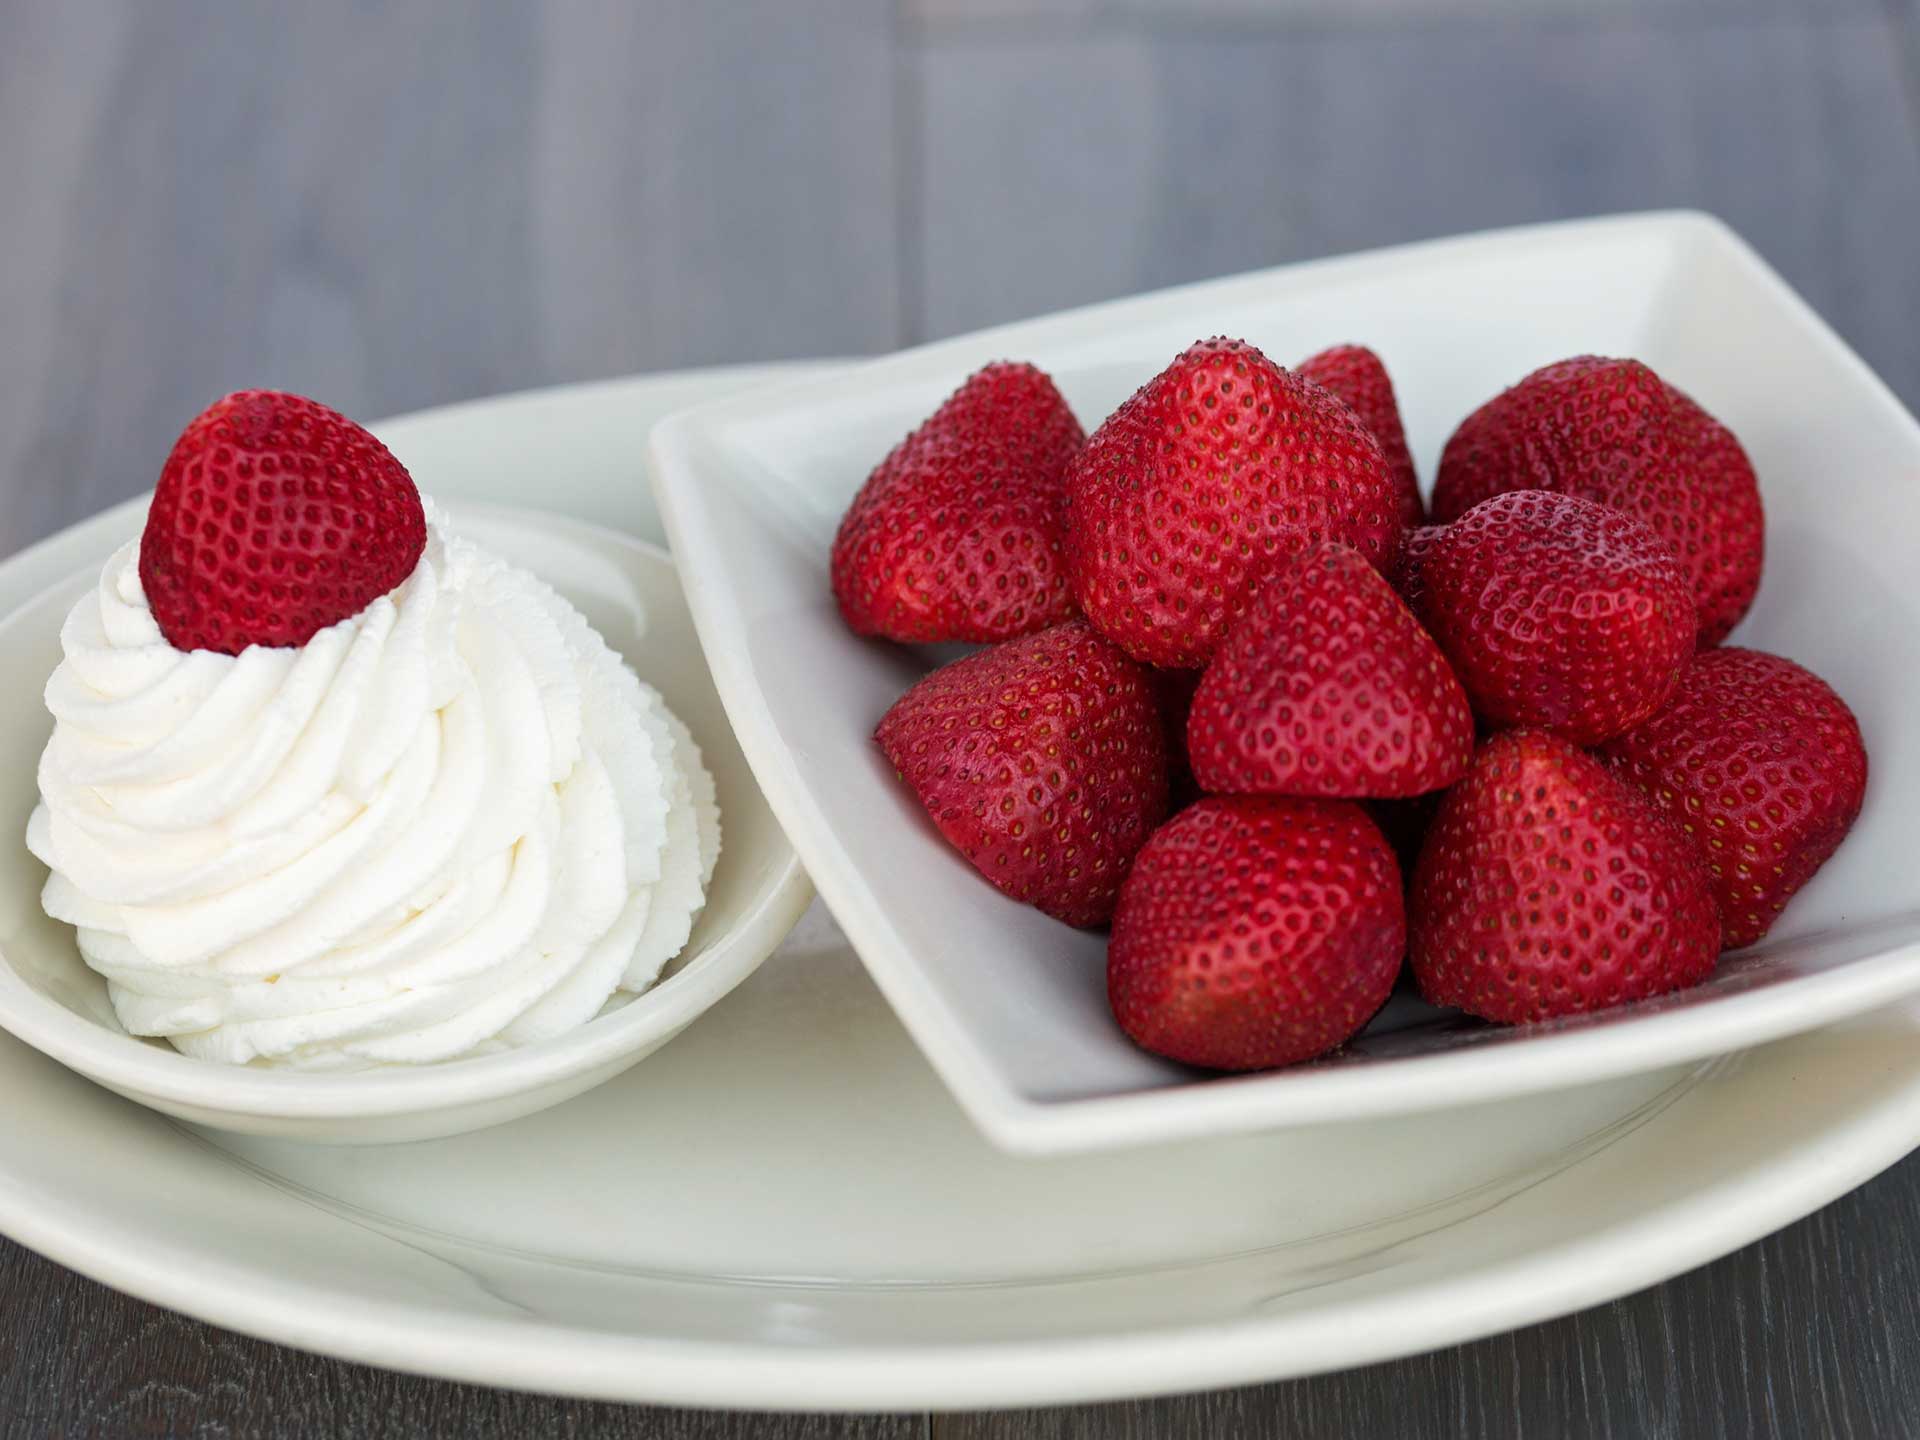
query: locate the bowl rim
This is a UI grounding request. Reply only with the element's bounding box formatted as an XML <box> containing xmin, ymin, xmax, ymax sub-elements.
<box><xmin>650</xmin><ymin>208</ymin><xmax>1920</xmax><ymax>1154</ymax></box>
<box><xmin>0</xmin><ymin>504</ymin><xmax>812</xmax><ymax>1120</ymax></box>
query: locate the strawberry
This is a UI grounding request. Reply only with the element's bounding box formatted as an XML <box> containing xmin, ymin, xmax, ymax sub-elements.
<box><xmin>1186</xmin><ymin>542</ymin><xmax>1473</xmax><ymax>798</ymax></box>
<box><xmin>1432</xmin><ymin>356</ymin><xmax>1763</xmax><ymax>646</ymax></box>
<box><xmin>1298</xmin><ymin>344</ymin><xmax>1424</xmax><ymax>528</ymax></box>
<box><xmin>875</xmin><ymin>618</ymin><xmax>1168</xmax><ymax>927</ymax></box>
<box><xmin>1393</xmin><ymin>523</ymin><xmax>1445</xmax><ymax>618</ymax></box>
<box><xmin>1368</xmin><ymin>792</ymin><xmax>1443</xmax><ymax>886</ymax></box>
<box><xmin>1108</xmin><ymin>795</ymin><xmax>1404</xmax><ymax>1070</ymax></box>
<box><xmin>139</xmin><ymin>391</ymin><xmax>427</xmax><ymax>654</ymax></box>
<box><xmin>1421</xmin><ymin>491</ymin><xmax>1696</xmax><ymax>746</ymax></box>
<box><xmin>1410</xmin><ymin>730</ymin><xmax>1721</xmax><ymax>1024</ymax></box>
<box><xmin>1065</xmin><ymin>337</ymin><xmax>1402</xmax><ymax>668</ymax></box>
<box><xmin>832</xmin><ymin>361</ymin><xmax>1085</xmax><ymax>644</ymax></box>
<box><xmin>1599</xmin><ymin>647</ymin><xmax>1868</xmax><ymax>949</ymax></box>
<box><xmin>1147</xmin><ymin>665</ymin><xmax>1203</xmax><ymax>809</ymax></box>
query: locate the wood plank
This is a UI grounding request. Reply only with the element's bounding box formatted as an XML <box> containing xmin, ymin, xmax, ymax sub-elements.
<box><xmin>909</xmin><ymin>0</ymin><xmax>1878</xmax><ymax>27</ymax></box>
<box><xmin>0</xmin><ymin>0</ymin><xmax>900</xmax><ymax>557</ymax></box>
<box><xmin>915</xmin><ymin>15</ymin><xmax>1920</xmax><ymax>415</ymax></box>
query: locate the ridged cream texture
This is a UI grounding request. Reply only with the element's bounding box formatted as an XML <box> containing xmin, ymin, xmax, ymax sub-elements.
<box><xmin>26</xmin><ymin>509</ymin><xmax>720</xmax><ymax>1069</ymax></box>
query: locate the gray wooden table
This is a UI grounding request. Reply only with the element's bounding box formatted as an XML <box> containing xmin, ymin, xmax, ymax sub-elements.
<box><xmin>6</xmin><ymin>2</ymin><xmax>1920</xmax><ymax>1434</ymax></box>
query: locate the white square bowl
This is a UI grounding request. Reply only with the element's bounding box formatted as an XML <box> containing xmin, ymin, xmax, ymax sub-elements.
<box><xmin>652</xmin><ymin>211</ymin><xmax>1920</xmax><ymax>1155</ymax></box>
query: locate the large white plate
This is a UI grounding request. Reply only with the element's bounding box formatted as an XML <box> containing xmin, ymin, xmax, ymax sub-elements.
<box><xmin>652</xmin><ymin>212</ymin><xmax>1920</xmax><ymax>1155</ymax></box>
<box><xmin>1</xmin><ymin>363</ymin><xmax>1918</xmax><ymax>1412</ymax></box>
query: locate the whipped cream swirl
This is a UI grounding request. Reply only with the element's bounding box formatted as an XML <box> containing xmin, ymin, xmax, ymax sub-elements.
<box><xmin>27</xmin><ymin>506</ymin><xmax>719</xmax><ymax>1069</ymax></box>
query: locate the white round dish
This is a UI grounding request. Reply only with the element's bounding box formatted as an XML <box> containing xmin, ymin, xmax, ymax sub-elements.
<box><xmin>5</xmin><ymin>907</ymin><xmax>1920</xmax><ymax>1411</ymax></box>
<box><xmin>0</xmin><ymin>365</ymin><xmax>1915</xmax><ymax>1412</ymax></box>
<box><xmin>0</xmin><ymin>501</ymin><xmax>812</xmax><ymax>1143</ymax></box>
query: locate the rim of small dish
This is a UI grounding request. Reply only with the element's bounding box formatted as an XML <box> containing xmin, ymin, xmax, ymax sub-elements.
<box><xmin>649</xmin><ymin>208</ymin><xmax>1920</xmax><ymax>1154</ymax></box>
<box><xmin>0</xmin><ymin>507</ymin><xmax>812</xmax><ymax>1120</ymax></box>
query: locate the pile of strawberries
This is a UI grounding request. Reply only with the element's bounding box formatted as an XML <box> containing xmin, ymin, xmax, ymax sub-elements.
<box><xmin>834</xmin><ymin>339</ymin><xmax>1868</xmax><ymax>1073</ymax></box>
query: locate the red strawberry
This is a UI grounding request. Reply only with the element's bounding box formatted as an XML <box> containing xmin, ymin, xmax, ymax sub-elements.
<box><xmin>1432</xmin><ymin>356</ymin><xmax>1763</xmax><ymax>646</ymax></box>
<box><xmin>1368</xmin><ymin>792</ymin><xmax>1443</xmax><ymax>886</ymax></box>
<box><xmin>139</xmin><ymin>391</ymin><xmax>427</xmax><ymax>654</ymax></box>
<box><xmin>1421</xmin><ymin>491</ymin><xmax>1696</xmax><ymax>746</ymax></box>
<box><xmin>1065</xmin><ymin>337</ymin><xmax>1402</xmax><ymax>668</ymax></box>
<box><xmin>1599</xmin><ymin>648</ymin><xmax>1867</xmax><ymax>949</ymax></box>
<box><xmin>1298</xmin><ymin>344</ymin><xmax>1424</xmax><ymax>528</ymax></box>
<box><xmin>875</xmin><ymin>619</ymin><xmax>1168</xmax><ymax>927</ymax></box>
<box><xmin>832</xmin><ymin>361</ymin><xmax>1084</xmax><ymax>644</ymax></box>
<box><xmin>1108</xmin><ymin>796</ymin><xmax>1404</xmax><ymax>1070</ymax></box>
<box><xmin>1411</xmin><ymin>730</ymin><xmax>1721</xmax><ymax>1023</ymax></box>
<box><xmin>1186</xmin><ymin>542</ymin><xmax>1473</xmax><ymax>798</ymax></box>
<box><xmin>1393</xmin><ymin>522</ymin><xmax>1445</xmax><ymax>618</ymax></box>
<box><xmin>1147</xmin><ymin>665</ymin><xmax>1203</xmax><ymax>809</ymax></box>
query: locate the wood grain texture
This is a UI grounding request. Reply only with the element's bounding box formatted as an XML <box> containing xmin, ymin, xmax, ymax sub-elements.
<box><xmin>910</xmin><ymin>0</ymin><xmax>1880</xmax><ymax>25</ymax></box>
<box><xmin>916</xmin><ymin>13</ymin><xmax>1920</xmax><ymax>414</ymax></box>
<box><xmin>0</xmin><ymin>0</ymin><xmax>900</xmax><ymax>558</ymax></box>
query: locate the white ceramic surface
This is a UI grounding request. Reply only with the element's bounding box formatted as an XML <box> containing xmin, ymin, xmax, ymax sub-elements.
<box><xmin>1</xmin><ymin>364</ymin><xmax>1918</xmax><ymax>1411</ymax></box>
<box><xmin>0</xmin><ymin>411</ymin><xmax>814</xmax><ymax>1143</ymax></box>
<box><xmin>652</xmin><ymin>211</ymin><xmax>1920</xmax><ymax>1156</ymax></box>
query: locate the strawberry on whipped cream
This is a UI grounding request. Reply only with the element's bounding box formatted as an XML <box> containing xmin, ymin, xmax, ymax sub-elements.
<box><xmin>25</xmin><ymin>392</ymin><xmax>718</xmax><ymax>1069</ymax></box>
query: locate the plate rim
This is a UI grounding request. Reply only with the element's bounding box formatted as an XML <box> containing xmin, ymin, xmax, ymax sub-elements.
<box><xmin>650</xmin><ymin>209</ymin><xmax>1920</xmax><ymax>1155</ymax></box>
<box><xmin>1</xmin><ymin>1020</ymin><xmax>1916</xmax><ymax>1412</ymax></box>
<box><xmin>1</xmin><ymin>361</ymin><xmax>1919</xmax><ymax>1411</ymax></box>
